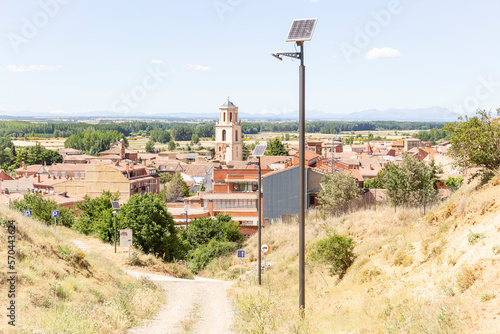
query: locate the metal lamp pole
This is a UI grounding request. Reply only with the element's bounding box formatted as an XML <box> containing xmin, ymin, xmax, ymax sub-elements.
<box><xmin>113</xmin><ymin>211</ymin><xmax>117</xmax><ymax>253</ymax></box>
<box><xmin>298</xmin><ymin>42</ymin><xmax>306</xmax><ymax>315</ymax></box>
<box><xmin>258</xmin><ymin>156</ymin><xmax>262</xmax><ymax>285</ymax></box>
<box><xmin>272</xmin><ymin>18</ymin><xmax>317</xmax><ymax>316</ymax></box>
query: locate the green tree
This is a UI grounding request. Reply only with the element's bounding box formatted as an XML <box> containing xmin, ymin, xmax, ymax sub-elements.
<box><xmin>363</xmin><ymin>176</ymin><xmax>383</xmax><ymax>189</ymax></box>
<box><xmin>166</xmin><ymin>172</ymin><xmax>190</xmax><ymax>202</ymax></box>
<box><xmin>191</xmin><ymin>133</ymin><xmax>199</xmax><ymax>145</ymax></box>
<box><xmin>168</xmin><ymin>140</ymin><xmax>176</xmax><ymax>151</ymax></box>
<box><xmin>444</xmin><ymin>109</ymin><xmax>500</xmax><ymax>183</ymax></box>
<box><xmin>145</xmin><ymin>139</ymin><xmax>155</xmax><ymax>153</ymax></box>
<box><xmin>119</xmin><ymin>193</ymin><xmax>181</xmax><ymax>261</ymax></box>
<box><xmin>65</xmin><ymin>130</ymin><xmax>128</xmax><ymax>156</ymax></box>
<box><xmin>380</xmin><ymin>154</ymin><xmax>437</xmax><ymax>206</ymax></box>
<box><xmin>13</xmin><ymin>144</ymin><xmax>62</xmax><ymax>168</ymax></box>
<box><xmin>265</xmin><ymin>137</ymin><xmax>288</xmax><ymax>156</ymax></box>
<box><xmin>444</xmin><ymin>176</ymin><xmax>464</xmax><ymax>191</ymax></box>
<box><xmin>74</xmin><ymin>190</ymin><xmax>119</xmax><ymax>240</ymax></box>
<box><xmin>149</xmin><ymin>129</ymin><xmax>171</xmax><ymax>143</ymax></box>
<box><xmin>11</xmin><ymin>193</ymin><xmax>74</xmax><ymax>227</ymax></box>
<box><xmin>318</xmin><ymin>172</ymin><xmax>361</xmax><ymax>210</ymax></box>
<box><xmin>242</xmin><ymin>143</ymin><xmax>251</xmax><ymax>160</ymax></box>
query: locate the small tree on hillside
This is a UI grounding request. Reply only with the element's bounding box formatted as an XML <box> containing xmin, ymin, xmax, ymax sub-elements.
<box><xmin>444</xmin><ymin>109</ymin><xmax>500</xmax><ymax>183</ymax></box>
<box><xmin>318</xmin><ymin>172</ymin><xmax>360</xmax><ymax>211</ymax></box>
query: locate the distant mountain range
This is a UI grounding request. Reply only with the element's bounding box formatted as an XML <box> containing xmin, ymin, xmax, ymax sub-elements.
<box><xmin>0</xmin><ymin>106</ymin><xmax>464</xmax><ymax>122</ymax></box>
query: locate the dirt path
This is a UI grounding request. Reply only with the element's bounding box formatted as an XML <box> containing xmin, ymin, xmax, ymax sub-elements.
<box><xmin>68</xmin><ymin>235</ymin><xmax>236</xmax><ymax>334</ymax></box>
<box><xmin>126</xmin><ymin>271</ymin><xmax>235</xmax><ymax>334</ymax></box>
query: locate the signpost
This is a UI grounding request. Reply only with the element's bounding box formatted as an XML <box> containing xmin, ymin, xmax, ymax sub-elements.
<box><xmin>51</xmin><ymin>210</ymin><xmax>59</xmax><ymax>233</ymax></box>
<box><xmin>120</xmin><ymin>229</ymin><xmax>133</xmax><ymax>259</ymax></box>
<box><xmin>24</xmin><ymin>210</ymin><xmax>32</xmax><ymax>218</ymax></box>
<box><xmin>237</xmin><ymin>249</ymin><xmax>245</xmax><ymax>276</ymax></box>
<box><xmin>261</xmin><ymin>243</ymin><xmax>270</xmax><ymax>275</ymax></box>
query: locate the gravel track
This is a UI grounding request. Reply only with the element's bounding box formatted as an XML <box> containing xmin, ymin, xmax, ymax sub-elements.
<box><xmin>126</xmin><ymin>271</ymin><xmax>235</xmax><ymax>334</ymax></box>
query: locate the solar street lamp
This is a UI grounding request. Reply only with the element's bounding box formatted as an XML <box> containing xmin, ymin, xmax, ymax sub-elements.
<box><xmin>111</xmin><ymin>201</ymin><xmax>120</xmax><ymax>253</ymax></box>
<box><xmin>252</xmin><ymin>144</ymin><xmax>267</xmax><ymax>286</ymax></box>
<box><xmin>272</xmin><ymin>18</ymin><xmax>317</xmax><ymax>316</ymax></box>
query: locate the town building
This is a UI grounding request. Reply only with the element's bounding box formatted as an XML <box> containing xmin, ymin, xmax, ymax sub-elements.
<box><xmin>214</xmin><ymin>99</ymin><xmax>243</xmax><ymax>163</ymax></box>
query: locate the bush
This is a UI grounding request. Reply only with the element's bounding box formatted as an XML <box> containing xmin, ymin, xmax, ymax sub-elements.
<box><xmin>11</xmin><ymin>193</ymin><xmax>74</xmax><ymax>227</ymax></box>
<box><xmin>187</xmin><ymin>240</ymin><xmax>238</xmax><ymax>274</ymax></box>
<box><xmin>311</xmin><ymin>233</ymin><xmax>356</xmax><ymax>279</ymax></box>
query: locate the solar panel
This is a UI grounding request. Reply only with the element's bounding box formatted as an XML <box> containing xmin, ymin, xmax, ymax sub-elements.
<box><xmin>252</xmin><ymin>144</ymin><xmax>268</xmax><ymax>157</ymax></box>
<box><xmin>286</xmin><ymin>18</ymin><xmax>318</xmax><ymax>42</ymax></box>
<box><xmin>111</xmin><ymin>201</ymin><xmax>120</xmax><ymax>210</ymax></box>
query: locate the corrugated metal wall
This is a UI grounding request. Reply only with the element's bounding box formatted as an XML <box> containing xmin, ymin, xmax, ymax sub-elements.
<box><xmin>263</xmin><ymin>167</ymin><xmax>301</xmax><ymax>222</ymax></box>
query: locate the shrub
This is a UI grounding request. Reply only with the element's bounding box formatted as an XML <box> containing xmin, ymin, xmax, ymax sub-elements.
<box><xmin>311</xmin><ymin>233</ymin><xmax>356</xmax><ymax>279</ymax></box>
<box><xmin>457</xmin><ymin>265</ymin><xmax>479</xmax><ymax>293</ymax></box>
<box><xmin>467</xmin><ymin>232</ymin><xmax>484</xmax><ymax>245</ymax></box>
<box><xmin>11</xmin><ymin>193</ymin><xmax>74</xmax><ymax>227</ymax></box>
<box><xmin>187</xmin><ymin>240</ymin><xmax>238</xmax><ymax>274</ymax></box>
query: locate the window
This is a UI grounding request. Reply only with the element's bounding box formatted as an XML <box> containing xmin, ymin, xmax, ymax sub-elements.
<box><xmin>223</xmin><ymin>113</ymin><xmax>226</xmax><ymax>122</ymax></box>
<box><xmin>230</xmin><ymin>112</ymin><xmax>233</xmax><ymax>122</ymax></box>
<box><xmin>233</xmin><ymin>183</ymin><xmax>248</xmax><ymax>192</ymax></box>
<box><xmin>235</xmin><ymin>130</ymin><xmax>238</xmax><ymax>141</ymax></box>
<box><xmin>222</xmin><ymin>130</ymin><xmax>226</xmax><ymax>141</ymax></box>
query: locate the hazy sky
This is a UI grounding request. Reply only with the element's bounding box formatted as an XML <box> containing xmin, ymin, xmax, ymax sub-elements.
<box><xmin>1</xmin><ymin>0</ymin><xmax>499</xmax><ymax>117</ymax></box>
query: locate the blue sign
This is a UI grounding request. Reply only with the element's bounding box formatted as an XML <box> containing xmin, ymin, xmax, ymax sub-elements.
<box><xmin>51</xmin><ymin>210</ymin><xmax>60</xmax><ymax>219</ymax></box>
<box><xmin>24</xmin><ymin>210</ymin><xmax>32</xmax><ymax>218</ymax></box>
<box><xmin>237</xmin><ymin>250</ymin><xmax>245</xmax><ymax>258</ymax></box>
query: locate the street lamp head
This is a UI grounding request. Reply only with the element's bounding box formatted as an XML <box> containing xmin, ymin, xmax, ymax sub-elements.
<box><xmin>271</xmin><ymin>53</ymin><xmax>283</xmax><ymax>61</ymax></box>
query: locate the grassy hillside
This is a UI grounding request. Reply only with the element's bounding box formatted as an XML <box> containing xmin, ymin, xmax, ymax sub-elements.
<box><xmin>0</xmin><ymin>207</ymin><xmax>166</xmax><ymax>334</ymax></box>
<box><xmin>204</xmin><ymin>176</ymin><xmax>500</xmax><ymax>333</ymax></box>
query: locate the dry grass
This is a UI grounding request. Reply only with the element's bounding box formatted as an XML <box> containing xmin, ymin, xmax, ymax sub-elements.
<box><xmin>0</xmin><ymin>207</ymin><xmax>166</xmax><ymax>334</ymax></box>
<box><xmin>204</xmin><ymin>179</ymin><xmax>500</xmax><ymax>333</ymax></box>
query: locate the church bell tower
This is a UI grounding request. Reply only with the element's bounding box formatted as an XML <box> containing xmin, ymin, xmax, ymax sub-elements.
<box><xmin>215</xmin><ymin>98</ymin><xmax>243</xmax><ymax>162</ymax></box>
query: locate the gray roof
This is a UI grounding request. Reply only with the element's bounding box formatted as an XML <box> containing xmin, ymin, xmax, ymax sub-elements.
<box><xmin>221</xmin><ymin>99</ymin><xmax>236</xmax><ymax>107</ymax></box>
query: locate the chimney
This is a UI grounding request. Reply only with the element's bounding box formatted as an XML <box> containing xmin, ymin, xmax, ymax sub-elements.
<box><xmin>37</xmin><ymin>174</ymin><xmax>40</xmax><ymax>183</ymax></box>
<box><xmin>131</xmin><ymin>161</ymin><xmax>134</xmax><ymax>169</ymax></box>
<box><xmin>44</xmin><ymin>161</ymin><xmax>46</xmax><ymax>167</ymax></box>
<box><xmin>120</xmin><ymin>139</ymin><xmax>125</xmax><ymax>158</ymax></box>
<box><xmin>143</xmin><ymin>160</ymin><xmax>146</xmax><ymax>166</ymax></box>
<box><xmin>126</xmin><ymin>163</ymin><xmax>129</xmax><ymax>177</ymax></box>
<box><xmin>22</xmin><ymin>161</ymin><xmax>25</xmax><ymax>168</ymax></box>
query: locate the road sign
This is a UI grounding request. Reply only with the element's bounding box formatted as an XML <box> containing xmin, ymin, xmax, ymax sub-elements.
<box><xmin>51</xmin><ymin>210</ymin><xmax>60</xmax><ymax>218</ymax></box>
<box><xmin>120</xmin><ymin>229</ymin><xmax>133</xmax><ymax>248</ymax></box>
<box><xmin>237</xmin><ymin>250</ymin><xmax>245</xmax><ymax>258</ymax></box>
<box><xmin>261</xmin><ymin>243</ymin><xmax>270</xmax><ymax>254</ymax></box>
<box><xmin>24</xmin><ymin>210</ymin><xmax>32</xmax><ymax>218</ymax></box>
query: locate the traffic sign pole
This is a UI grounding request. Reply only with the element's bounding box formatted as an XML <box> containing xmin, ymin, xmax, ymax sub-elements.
<box><xmin>54</xmin><ymin>217</ymin><xmax>57</xmax><ymax>233</ymax></box>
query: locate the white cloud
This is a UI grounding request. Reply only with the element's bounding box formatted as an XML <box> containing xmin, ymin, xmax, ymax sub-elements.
<box><xmin>150</xmin><ymin>59</ymin><xmax>163</xmax><ymax>64</ymax></box>
<box><xmin>1</xmin><ymin>65</ymin><xmax>62</xmax><ymax>72</ymax></box>
<box><xmin>183</xmin><ymin>64</ymin><xmax>211</xmax><ymax>72</ymax></box>
<box><xmin>365</xmin><ymin>47</ymin><xmax>401</xmax><ymax>60</ymax></box>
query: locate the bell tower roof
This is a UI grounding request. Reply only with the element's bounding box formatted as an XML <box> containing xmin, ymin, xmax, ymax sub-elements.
<box><xmin>221</xmin><ymin>97</ymin><xmax>236</xmax><ymax>108</ymax></box>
